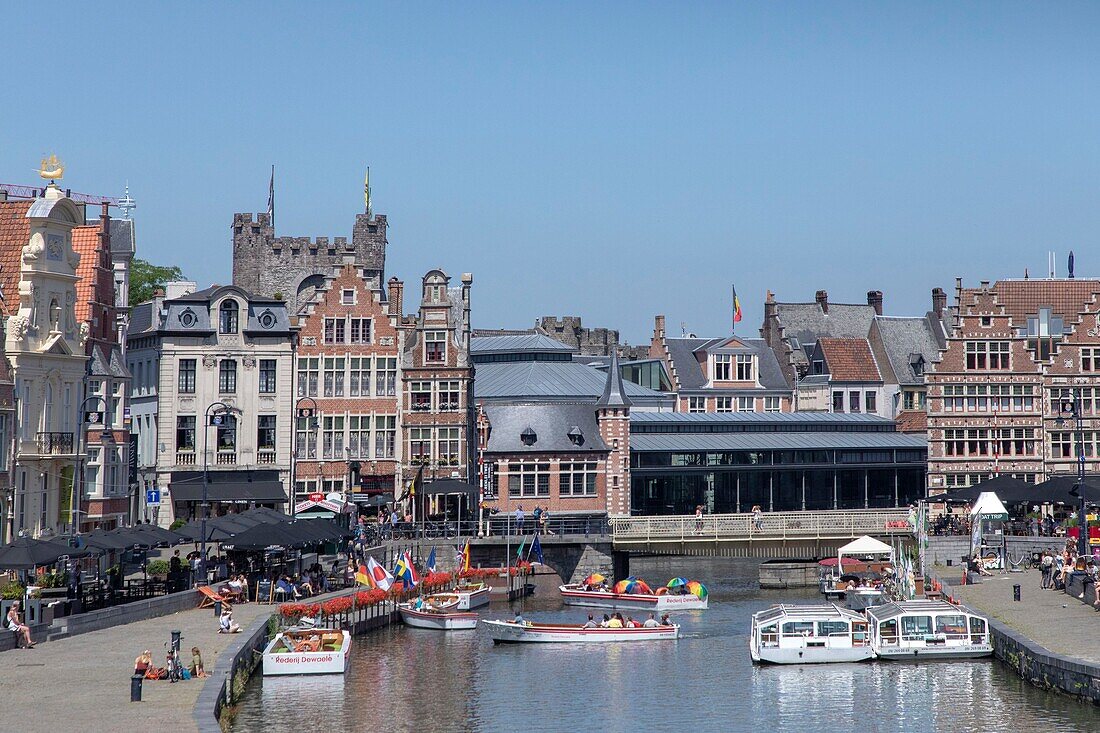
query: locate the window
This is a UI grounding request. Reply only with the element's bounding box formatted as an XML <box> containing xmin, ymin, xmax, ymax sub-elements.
<box><xmin>375</xmin><ymin>357</ymin><xmax>397</xmax><ymax>397</ymax></box>
<box><xmin>438</xmin><ymin>428</ymin><xmax>461</xmax><ymax>466</ymax></box>
<box><xmin>980</xmin><ymin>316</ymin><xmax>992</xmax><ymax>327</ymax></box>
<box><xmin>257</xmin><ymin>415</ymin><xmax>276</xmax><ymax>451</ymax></box>
<box><xmin>849</xmin><ymin>391</ymin><xmax>861</xmax><ymax>413</ymax></box>
<box><xmin>812</xmin><ymin>360</ymin><xmax>824</xmax><ymax>375</ymax></box>
<box><xmin>687</xmin><ymin>397</ymin><xmax>706</xmax><ymax>413</ymax></box>
<box><xmin>507</xmin><ymin>462</ymin><xmax>550</xmax><ymax>497</ymax></box>
<box><xmin>295</xmin><ymin>416</ymin><xmax>316</xmax><ymax>459</ymax></box>
<box><xmin>219</xmin><ymin>360</ymin><xmax>237</xmax><ymax>393</ymax></box>
<box><xmin>439</xmin><ymin>381</ymin><xmax>461</xmax><ymax>411</ymax></box>
<box><xmin>0</xmin><ymin>415</ymin><xmax>8</xmax><ymax>471</ymax></box>
<box><xmin>764</xmin><ymin>396</ymin><xmax>781</xmax><ymax>413</ymax></box>
<box><xmin>411</xmin><ymin>382</ymin><xmax>433</xmax><ymax>411</ymax></box>
<box><xmin>714</xmin><ymin>354</ymin><xmax>732</xmax><ymax>381</ymax></box>
<box><xmin>85</xmin><ymin>447</ymin><xmax>101</xmax><ymax>497</ymax></box>
<box><xmin>297</xmin><ymin>357</ymin><xmax>319</xmax><ymax>397</ymax></box>
<box><xmin>341</xmin><ymin>289</ymin><xmax>356</xmax><ymax>305</ymax></box>
<box><xmin>561</xmin><ymin>461</ymin><xmax>598</xmax><ymax>496</ymax></box>
<box><xmin>965</xmin><ymin>341</ymin><xmax>1010</xmax><ymax>370</ymax></box>
<box><xmin>425</xmin><ymin>331</ymin><xmax>446</xmax><ymax>363</ymax></box>
<box><xmin>323</xmin><ymin>357</ymin><xmax>345</xmax><ymax>397</ymax></box>
<box><xmin>216</xmin><ymin>415</ymin><xmax>237</xmax><ymax>453</ymax></box>
<box><xmin>832</xmin><ymin>391</ymin><xmax>844</xmax><ymax>412</ymax></box>
<box><xmin>350</xmin><ymin>318</ymin><xmax>372</xmax><ymax>344</ymax></box>
<box><xmin>349</xmin><ymin>357</ymin><xmax>370</xmax><ymax>397</ymax></box>
<box><xmin>374</xmin><ymin>415</ymin><xmax>396</xmax><ymax>459</ymax></box>
<box><xmin>736</xmin><ymin>354</ymin><xmax>754</xmax><ymax>381</ymax></box>
<box><xmin>865</xmin><ymin>392</ymin><xmax>877</xmax><ymax>413</ymax></box>
<box><xmin>324</xmin><ymin>317</ymin><xmax>346</xmax><ymax>344</ymax></box>
<box><xmin>322</xmin><ymin>416</ymin><xmax>345</xmax><ymax>459</ymax></box>
<box><xmin>1050</xmin><ymin>431</ymin><xmax>1073</xmax><ymax>459</ymax></box>
<box><xmin>1082</xmin><ymin>348</ymin><xmax>1100</xmax><ymax>372</ymax></box>
<box><xmin>716</xmin><ymin>397</ymin><xmax>734</xmax><ymax>413</ymax></box>
<box><xmin>219</xmin><ymin>300</ymin><xmax>239</xmax><ymax>334</ymax></box>
<box><xmin>348</xmin><ymin>416</ymin><xmax>370</xmax><ymax>458</ymax></box>
<box><xmin>737</xmin><ymin>397</ymin><xmax>755</xmax><ymax>412</ymax></box>
<box><xmin>409</xmin><ymin>427</ymin><xmax>432</xmax><ymax>465</ymax></box>
<box><xmin>258</xmin><ymin>359</ymin><xmax>277</xmax><ymax>393</ymax></box>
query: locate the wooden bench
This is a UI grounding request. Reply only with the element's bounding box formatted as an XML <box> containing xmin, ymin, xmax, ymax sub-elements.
<box><xmin>197</xmin><ymin>585</ymin><xmax>232</xmax><ymax>610</ymax></box>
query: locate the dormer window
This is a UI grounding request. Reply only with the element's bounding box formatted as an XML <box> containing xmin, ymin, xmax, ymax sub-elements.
<box><xmin>258</xmin><ymin>309</ymin><xmax>277</xmax><ymax>329</ymax></box>
<box><xmin>713</xmin><ymin>354</ymin><xmax>732</xmax><ymax>380</ymax></box>
<box><xmin>219</xmin><ymin>300</ymin><xmax>239</xmax><ymax>334</ymax></box>
<box><xmin>736</xmin><ymin>354</ymin><xmax>754</xmax><ymax>381</ymax></box>
<box><xmin>909</xmin><ymin>354</ymin><xmax>925</xmax><ymax>377</ymax></box>
<box><xmin>567</xmin><ymin>426</ymin><xmax>584</xmax><ymax>447</ymax></box>
<box><xmin>520</xmin><ymin>427</ymin><xmax>537</xmax><ymax>446</ymax></box>
<box><xmin>179</xmin><ymin>308</ymin><xmax>198</xmax><ymax>328</ymax></box>
<box><xmin>812</xmin><ymin>360</ymin><xmax>824</xmax><ymax>375</ymax></box>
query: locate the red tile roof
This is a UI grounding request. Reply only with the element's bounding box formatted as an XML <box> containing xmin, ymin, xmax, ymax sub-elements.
<box><xmin>818</xmin><ymin>337</ymin><xmax>882</xmax><ymax>382</ymax></box>
<box><xmin>895</xmin><ymin>410</ymin><xmax>927</xmax><ymax>434</ymax></box>
<box><xmin>72</xmin><ymin>224</ymin><xmax>102</xmax><ymax>325</ymax></box>
<box><xmin>0</xmin><ymin>200</ymin><xmax>31</xmax><ymax>316</ymax></box>
<box><xmin>963</xmin><ymin>280</ymin><xmax>1100</xmax><ymax>322</ymax></box>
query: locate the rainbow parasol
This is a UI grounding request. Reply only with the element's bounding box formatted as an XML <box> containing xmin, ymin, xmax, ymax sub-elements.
<box><xmin>686</xmin><ymin>581</ymin><xmax>708</xmax><ymax>599</ymax></box>
<box><xmin>583</xmin><ymin>573</ymin><xmax>606</xmax><ymax>586</ymax></box>
<box><xmin>613</xmin><ymin>576</ymin><xmax>651</xmax><ymax>594</ymax></box>
<box><xmin>667</xmin><ymin>577</ymin><xmax>689</xmax><ymax>589</ymax></box>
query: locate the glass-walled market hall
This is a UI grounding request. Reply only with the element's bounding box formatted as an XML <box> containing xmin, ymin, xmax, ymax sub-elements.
<box><xmin>628</xmin><ymin>412</ymin><xmax>927</xmax><ymax>515</ymax></box>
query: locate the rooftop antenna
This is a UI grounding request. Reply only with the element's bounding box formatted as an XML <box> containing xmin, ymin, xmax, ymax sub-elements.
<box><xmin>118</xmin><ymin>183</ymin><xmax>136</xmax><ymax>220</ymax></box>
<box><xmin>1069</xmin><ymin>250</ymin><xmax>1075</xmax><ymax>279</ymax></box>
<box><xmin>364</xmin><ymin>166</ymin><xmax>372</xmax><ymax>217</ymax></box>
<box><xmin>680</xmin><ymin>321</ymin><xmax>687</xmax><ymax>337</ymax></box>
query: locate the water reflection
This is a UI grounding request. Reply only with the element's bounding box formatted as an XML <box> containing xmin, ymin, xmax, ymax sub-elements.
<box><xmin>232</xmin><ymin>558</ymin><xmax>1095</xmax><ymax>733</ymax></box>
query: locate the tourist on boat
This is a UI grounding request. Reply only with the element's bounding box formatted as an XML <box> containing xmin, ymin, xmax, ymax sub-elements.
<box><xmin>600</xmin><ymin>614</ymin><xmax>611</xmax><ymax>628</ymax></box>
<box><xmin>134</xmin><ymin>649</ymin><xmax>153</xmax><ymax>676</ymax></box>
<box><xmin>219</xmin><ymin>609</ymin><xmax>241</xmax><ymax>634</ymax></box>
<box><xmin>660</xmin><ymin>613</ymin><xmax>672</xmax><ymax>626</ymax></box>
<box><xmin>643</xmin><ymin>613</ymin><xmax>659</xmax><ymax>628</ymax></box>
<box><xmin>608</xmin><ymin>613</ymin><xmax>624</xmax><ymax>628</ymax></box>
<box><xmin>6</xmin><ymin>601</ymin><xmax>33</xmax><ymax>648</ymax></box>
<box><xmin>582</xmin><ymin>614</ymin><xmax>598</xmax><ymax>629</ymax></box>
<box><xmin>513</xmin><ymin>611</ymin><xmax>526</xmax><ymax>625</ymax></box>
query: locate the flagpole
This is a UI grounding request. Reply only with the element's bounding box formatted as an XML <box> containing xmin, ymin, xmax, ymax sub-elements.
<box><xmin>731</xmin><ymin>284</ymin><xmax>736</xmax><ymax>334</ymax></box>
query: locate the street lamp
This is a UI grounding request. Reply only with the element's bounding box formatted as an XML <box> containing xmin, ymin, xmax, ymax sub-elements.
<box><xmin>72</xmin><ymin>396</ymin><xmax>109</xmax><ymax>537</ymax></box>
<box><xmin>1058</xmin><ymin>391</ymin><xmax>1089</xmax><ymax>557</ymax></box>
<box><xmin>289</xmin><ymin>397</ymin><xmax>319</xmax><ymax>518</ymax></box>
<box><xmin>200</xmin><ymin>401</ymin><xmax>233</xmax><ymax>585</ymax></box>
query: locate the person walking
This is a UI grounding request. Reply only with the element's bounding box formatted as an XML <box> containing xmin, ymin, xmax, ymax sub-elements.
<box><xmin>752</xmin><ymin>505</ymin><xmax>764</xmax><ymax>532</ymax></box>
<box><xmin>694</xmin><ymin>505</ymin><xmax>703</xmax><ymax>534</ymax></box>
<box><xmin>1040</xmin><ymin>550</ymin><xmax>1053</xmax><ymax>589</ymax></box>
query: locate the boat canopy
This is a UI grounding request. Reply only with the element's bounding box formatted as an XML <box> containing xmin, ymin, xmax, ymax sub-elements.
<box><xmin>837</xmin><ymin>535</ymin><xmax>894</xmax><ymax>572</ymax></box>
<box><xmin>865</xmin><ymin>600</ymin><xmax>971</xmax><ymax>623</ymax></box>
<box><xmin>753</xmin><ymin>604</ymin><xmax>865</xmax><ymax>624</ymax></box>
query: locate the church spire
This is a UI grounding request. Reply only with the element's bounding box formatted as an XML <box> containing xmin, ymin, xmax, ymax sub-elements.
<box><xmin>596</xmin><ymin>350</ymin><xmax>631</xmax><ymax>408</ymax></box>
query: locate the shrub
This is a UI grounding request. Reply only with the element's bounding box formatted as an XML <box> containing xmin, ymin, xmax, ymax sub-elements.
<box><xmin>169</xmin><ymin>519</ymin><xmax>187</xmax><ymax>531</ymax></box>
<box><xmin>1</xmin><ymin>581</ymin><xmax>25</xmax><ymax>600</ymax></box>
<box><xmin>146</xmin><ymin>559</ymin><xmax>170</xmax><ymax>576</ymax></box>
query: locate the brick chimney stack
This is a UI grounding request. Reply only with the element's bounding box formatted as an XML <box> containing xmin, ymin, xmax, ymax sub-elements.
<box><xmin>931</xmin><ymin>287</ymin><xmax>947</xmax><ymax>318</ymax></box>
<box><xmin>654</xmin><ymin>314</ymin><xmax>665</xmax><ymax>340</ymax></box>
<box><xmin>388</xmin><ymin>276</ymin><xmax>403</xmax><ymax>318</ymax></box>
<box><xmin>866</xmin><ymin>290</ymin><xmax>883</xmax><ymax>316</ymax></box>
<box><xmin>815</xmin><ymin>290</ymin><xmax>829</xmax><ymax>314</ymax></box>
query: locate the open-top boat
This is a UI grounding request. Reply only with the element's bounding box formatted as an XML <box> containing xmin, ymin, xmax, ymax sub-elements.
<box><xmin>262</xmin><ymin>626</ymin><xmax>351</xmax><ymax>675</ymax></box>
<box><xmin>865</xmin><ymin>600</ymin><xmax>992</xmax><ymax>660</ymax></box>
<box><xmin>482</xmin><ymin>619</ymin><xmax>680</xmax><ymax>644</ymax></box>
<box><xmin>749</xmin><ymin>604</ymin><xmax>872</xmax><ymax>665</ymax></box>
<box><xmin>399</xmin><ymin>595</ymin><xmax>479</xmax><ymax>630</ymax></box>
<box><xmin>559</xmin><ymin>576</ymin><xmax>708</xmax><ymax>611</ymax></box>
<box><xmin>453</xmin><ymin>581</ymin><xmax>492</xmax><ymax>609</ymax></box>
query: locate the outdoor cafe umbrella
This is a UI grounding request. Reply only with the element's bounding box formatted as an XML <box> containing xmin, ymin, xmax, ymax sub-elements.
<box><xmin>0</xmin><ymin>536</ymin><xmax>92</xmax><ymax>570</ymax></box>
<box><xmin>80</xmin><ymin>529</ymin><xmax>134</xmax><ymax>552</ymax></box>
<box><xmin>127</xmin><ymin>524</ymin><xmax>184</xmax><ymax>546</ymax></box>
<box><xmin>1029</xmin><ymin>475</ymin><xmax>1100</xmax><ymax>505</ymax></box>
<box><xmin>936</xmin><ymin>475</ymin><xmax>1032</xmax><ymax>504</ymax></box>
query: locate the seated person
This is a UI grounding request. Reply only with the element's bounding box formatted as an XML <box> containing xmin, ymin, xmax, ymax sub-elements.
<box><xmin>134</xmin><ymin>649</ymin><xmax>153</xmax><ymax>676</ymax></box>
<box><xmin>582</xmin><ymin>614</ymin><xmax>597</xmax><ymax>629</ymax></box>
<box><xmin>297</xmin><ymin>576</ymin><xmax>314</xmax><ymax>597</ymax></box>
<box><xmin>607</xmin><ymin>614</ymin><xmax>624</xmax><ymax>629</ymax></box>
<box><xmin>643</xmin><ymin>614</ymin><xmax>660</xmax><ymax>628</ymax></box>
<box><xmin>275</xmin><ymin>576</ymin><xmax>301</xmax><ymax>600</ymax></box>
<box><xmin>660</xmin><ymin>614</ymin><xmax>672</xmax><ymax>626</ymax></box>
<box><xmin>219</xmin><ymin>609</ymin><xmax>241</xmax><ymax>634</ymax></box>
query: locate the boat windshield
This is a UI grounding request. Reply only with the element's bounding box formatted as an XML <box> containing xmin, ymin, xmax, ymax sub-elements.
<box><xmin>968</xmin><ymin>617</ymin><xmax>987</xmax><ymax>636</ymax></box>
<box><xmin>781</xmin><ymin>621</ymin><xmax>815</xmax><ymax>636</ymax></box>
<box><xmin>934</xmin><ymin>614</ymin><xmax>968</xmax><ymax>637</ymax></box>
<box><xmin>900</xmin><ymin>615</ymin><xmax>933</xmax><ymax>639</ymax></box>
<box><xmin>817</xmin><ymin>620</ymin><xmax>848</xmax><ymax>637</ymax></box>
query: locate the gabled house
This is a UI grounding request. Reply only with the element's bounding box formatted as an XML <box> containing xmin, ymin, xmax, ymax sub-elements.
<box><xmin>800</xmin><ymin>337</ymin><xmax>887</xmax><ymax>416</ymax></box>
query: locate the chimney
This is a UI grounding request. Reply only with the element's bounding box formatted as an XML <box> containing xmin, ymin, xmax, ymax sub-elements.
<box><xmin>931</xmin><ymin>287</ymin><xmax>947</xmax><ymax>318</ymax></box>
<box><xmin>866</xmin><ymin>290</ymin><xmax>883</xmax><ymax>316</ymax></box>
<box><xmin>164</xmin><ymin>281</ymin><xmax>197</xmax><ymax>300</ymax></box>
<box><xmin>388</xmin><ymin>277</ymin><xmax>403</xmax><ymax>318</ymax></box>
<box><xmin>815</xmin><ymin>290</ymin><xmax>829</xmax><ymax>314</ymax></box>
<box><xmin>654</xmin><ymin>315</ymin><xmax>666</xmax><ymax>340</ymax></box>
<box><xmin>461</xmin><ymin>273</ymin><xmax>473</xmax><ymax>351</ymax></box>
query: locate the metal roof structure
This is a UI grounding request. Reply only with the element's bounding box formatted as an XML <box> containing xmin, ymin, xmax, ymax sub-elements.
<box><xmin>630</xmin><ymin>411</ymin><xmax>897</xmax><ymax>426</ymax></box>
<box><xmin>473</xmin><ymin>361</ymin><xmax>672</xmax><ymax>406</ymax></box>
<box><xmin>865</xmin><ymin>600</ymin><xmax>978</xmax><ymax>623</ymax></box>
<box><xmin>471</xmin><ymin>334</ymin><xmax>575</xmax><ymax>354</ymax></box>
<box><xmin>595</xmin><ymin>351</ymin><xmax>631</xmax><ymax>408</ymax></box>
<box><xmin>752</xmin><ymin>604</ymin><xmax>865</xmax><ymax>624</ymax></box>
<box><xmin>630</xmin><ymin>431</ymin><xmax>927</xmax><ymax>453</ymax></box>
<box><xmin>483</xmin><ymin>404</ymin><xmax>609</xmax><ymax>453</ymax></box>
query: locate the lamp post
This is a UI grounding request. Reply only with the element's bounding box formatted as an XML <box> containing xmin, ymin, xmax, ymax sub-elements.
<box><xmin>72</xmin><ymin>396</ymin><xmax>109</xmax><ymax>537</ymax></box>
<box><xmin>290</xmin><ymin>397</ymin><xmax>318</xmax><ymax>518</ymax></box>
<box><xmin>200</xmin><ymin>401</ymin><xmax>233</xmax><ymax>586</ymax></box>
<box><xmin>1058</xmin><ymin>390</ymin><xmax>1089</xmax><ymax>557</ymax></box>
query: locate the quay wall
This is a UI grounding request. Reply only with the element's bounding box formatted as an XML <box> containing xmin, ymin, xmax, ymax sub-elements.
<box><xmin>926</xmin><ymin>535</ymin><xmax>1068</xmax><ymax>568</ymax></box>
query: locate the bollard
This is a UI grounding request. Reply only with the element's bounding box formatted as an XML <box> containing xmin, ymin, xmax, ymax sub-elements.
<box><xmin>131</xmin><ymin>674</ymin><xmax>143</xmax><ymax>702</ymax></box>
<box><xmin>171</xmin><ymin>629</ymin><xmax>182</xmax><ymax>652</ymax></box>
<box><xmin>1013</xmin><ymin>584</ymin><xmax>1021</xmax><ymax>602</ymax></box>
<box><xmin>214</xmin><ymin>599</ymin><xmax>222</xmax><ymax>617</ymax></box>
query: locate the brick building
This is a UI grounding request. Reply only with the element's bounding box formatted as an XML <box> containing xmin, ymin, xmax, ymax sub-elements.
<box><xmin>292</xmin><ymin>263</ymin><xmax>401</xmax><ymax>504</ymax></box>
<box><xmin>926</xmin><ymin>278</ymin><xmax>1100</xmax><ymax>494</ymax></box>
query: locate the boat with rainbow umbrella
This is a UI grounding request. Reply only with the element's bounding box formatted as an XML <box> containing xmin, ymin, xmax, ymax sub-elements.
<box><xmin>559</xmin><ymin>575</ymin><xmax>709</xmax><ymax>611</ymax></box>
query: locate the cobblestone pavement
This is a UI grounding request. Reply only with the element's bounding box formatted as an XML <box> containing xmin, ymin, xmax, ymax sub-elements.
<box><xmin>947</xmin><ymin>567</ymin><xmax>1100</xmax><ymax>664</ymax></box>
<box><xmin>0</xmin><ymin>598</ymin><xmax>273</xmax><ymax>733</ymax></box>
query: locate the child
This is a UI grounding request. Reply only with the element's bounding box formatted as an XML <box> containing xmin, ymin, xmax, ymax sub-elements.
<box><xmin>191</xmin><ymin>647</ymin><xmax>206</xmax><ymax>678</ymax></box>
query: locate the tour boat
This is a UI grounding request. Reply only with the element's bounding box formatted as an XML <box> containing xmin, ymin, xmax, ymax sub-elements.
<box><xmin>844</xmin><ymin>585</ymin><xmax>887</xmax><ymax>612</ymax></box>
<box><xmin>262</xmin><ymin>627</ymin><xmax>351</xmax><ymax>676</ymax></box>
<box><xmin>559</xmin><ymin>585</ymin><xmax>708</xmax><ymax>611</ymax></box>
<box><xmin>482</xmin><ymin>619</ymin><xmax>680</xmax><ymax>644</ymax></box>
<box><xmin>453</xmin><ymin>582</ymin><xmax>492</xmax><ymax>610</ymax></box>
<box><xmin>399</xmin><ymin>596</ymin><xmax>479</xmax><ymax>630</ymax></box>
<box><xmin>749</xmin><ymin>604</ymin><xmax>873</xmax><ymax>665</ymax></box>
<box><xmin>865</xmin><ymin>600</ymin><xmax>993</xmax><ymax>660</ymax></box>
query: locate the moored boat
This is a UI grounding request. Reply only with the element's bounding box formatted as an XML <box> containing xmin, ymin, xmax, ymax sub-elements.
<box><xmin>866</xmin><ymin>600</ymin><xmax>992</xmax><ymax>660</ymax></box>
<box><xmin>749</xmin><ymin>604</ymin><xmax>873</xmax><ymax>665</ymax></box>
<box><xmin>399</xmin><ymin>601</ymin><xmax>479</xmax><ymax>630</ymax></box>
<box><xmin>453</xmin><ymin>582</ymin><xmax>492</xmax><ymax>610</ymax></box>
<box><xmin>482</xmin><ymin>619</ymin><xmax>680</xmax><ymax>644</ymax></box>
<box><xmin>262</xmin><ymin>627</ymin><xmax>351</xmax><ymax>675</ymax></box>
<box><xmin>559</xmin><ymin>576</ymin><xmax>709</xmax><ymax>611</ymax></box>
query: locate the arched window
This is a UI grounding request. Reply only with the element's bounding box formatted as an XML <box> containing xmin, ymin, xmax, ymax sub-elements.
<box><xmin>219</xmin><ymin>300</ymin><xmax>239</xmax><ymax>334</ymax></box>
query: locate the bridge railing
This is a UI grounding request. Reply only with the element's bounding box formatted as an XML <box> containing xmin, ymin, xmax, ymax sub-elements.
<box><xmin>609</xmin><ymin>509</ymin><xmax>913</xmax><ymax>543</ymax></box>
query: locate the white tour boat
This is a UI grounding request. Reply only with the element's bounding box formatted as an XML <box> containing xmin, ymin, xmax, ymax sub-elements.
<box><xmin>453</xmin><ymin>582</ymin><xmax>492</xmax><ymax>610</ymax></box>
<box><xmin>482</xmin><ymin>619</ymin><xmax>680</xmax><ymax>644</ymax></box>
<box><xmin>399</xmin><ymin>595</ymin><xmax>479</xmax><ymax>630</ymax></box>
<box><xmin>749</xmin><ymin>604</ymin><xmax>873</xmax><ymax>665</ymax></box>
<box><xmin>866</xmin><ymin>600</ymin><xmax>993</xmax><ymax>660</ymax></box>
<box><xmin>262</xmin><ymin>626</ymin><xmax>351</xmax><ymax>676</ymax></box>
<box><xmin>559</xmin><ymin>585</ymin><xmax>708</xmax><ymax>611</ymax></box>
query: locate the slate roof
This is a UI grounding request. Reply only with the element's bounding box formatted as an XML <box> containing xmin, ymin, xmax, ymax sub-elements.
<box><xmin>129</xmin><ymin>301</ymin><xmax>154</xmax><ymax>334</ymax></box>
<box><xmin>595</xmin><ymin>351</ymin><xmax>631</xmax><ymax>408</ymax></box>
<box><xmin>474</xmin><ymin>361</ymin><xmax>671</xmax><ymax>406</ymax></box>
<box><xmin>817</xmin><ymin>337</ymin><xmax>882</xmax><ymax>382</ymax></box>
<box><xmin>483</xmin><ymin>404</ymin><xmax>609</xmax><ymax>453</ymax></box>
<box><xmin>471</xmin><ymin>334</ymin><xmax>574</xmax><ymax>354</ymax></box>
<box><xmin>966</xmin><ymin>279</ymin><xmax>1100</xmax><ymax>323</ymax></box>
<box><xmin>630</xmin><ymin>411</ymin><xmax>897</xmax><ymax>428</ymax></box>
<box><xmin>0</xmin><ymin>200</ymin><xmax>32</xmax><ymax>315</ymax></box>
<box><xmin>108</xmin><ymin>218</ymin><xmax>135</xmax><ymax>256</ymax></box>
<box><xmin>873</xmin><ymin>317</ymin><xmax>942</xmax><ymax>386</ymax></box>
<box><xmin>774</xmin><ymin>301</ymin><xmax>878</xmax><ymax>351</ymax></box>
<box><xmin>89</xmin><ymin>343</ymin><xmax>129</xmax><ymax>378</ymax></box>
<box><xmin>664</xmin><ymin>336</ymin><xmax>788</xmax><ymax>391</ymax></box>
<box><xmin>631</xmin><ymin>431</ymin><xmax>927</xmax><ymax>452</ymax></box>
<box><xmin>72</xmin><ymin>224</ymin><xmax>102</xmax><ymax>325</ymax></box>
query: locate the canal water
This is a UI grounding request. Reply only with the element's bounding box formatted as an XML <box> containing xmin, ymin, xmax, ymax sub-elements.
<box><xmin>232</xmin><ymin>557</ymin><xmax>1096</xmax><ymax>733</ymax></box>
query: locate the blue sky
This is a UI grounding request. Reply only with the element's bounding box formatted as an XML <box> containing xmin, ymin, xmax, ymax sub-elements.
<box><xmin>2</xmin><ymin>2</ymin><xmax>1099</xmax><ymax>343</ymax></box>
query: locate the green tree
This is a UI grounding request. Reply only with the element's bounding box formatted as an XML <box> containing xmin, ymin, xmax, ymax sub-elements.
<box><xmin>130</xmin><ymin>258</ymin><xmax>185</xmax><ymax>306</ymax></box>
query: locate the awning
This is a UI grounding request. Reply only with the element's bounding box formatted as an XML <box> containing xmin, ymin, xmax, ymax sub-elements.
<box><xmin>934</xmin><ymin>475</ymin><xmax>1032</xmax><ymax>503</ymax></box>
<box><xmin>352</xmin><ymin>493</ymin><xmax>395</xmax><ymax>508</ymax></box>
<box><xmin>971</xmin><ymin>491</ymin><xmax>1010</xmax><ymax>520</ymax></box>
<box><xmin>418</xmin><ymin>479</ymin><xmax>478</xmax><ymax>497</ymax></box>
<box><xmin>169</xmin><ymin>470</ymin><xmax>288</xmax><ymax>503</ymax></box>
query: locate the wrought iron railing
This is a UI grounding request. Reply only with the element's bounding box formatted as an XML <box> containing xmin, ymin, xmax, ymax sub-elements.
<box><xmin>36</xmin><ymin>432</ymin><xmax>74</xmax><ymax>454</ymax></box>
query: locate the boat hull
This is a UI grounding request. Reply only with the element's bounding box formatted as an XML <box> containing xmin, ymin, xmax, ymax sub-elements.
<box><xmin>874</xmin><ymin>644</ymin><xmax>993</xmax><ymax>660</ymax></box>
<box><xmin>752</xmin><ymin>645</ymin><xmax>874</xmax><ymax>665</ymax></box>
<box><xmin>559</xmin><ymin>585</ymin><xmax>708</xmax><ymax>611</ymax></box>
<box><xmin>482</xmin><ymin>619</ymin><xmax>680</xmax><ymax>643</ymax></box>
<box><xmin>455</xmin><ymin>585</ymin><xmax>492</xmax><ymax>610</ymax></box>
<box><xmin>399</xmin><ymin>604</ymin><xmax>479</xmax><ymax>630</ymax></box>
<box><xmin>262</xmin><ymin>630</ymin><xmax>351</xmax><ymax>676</ymax></box>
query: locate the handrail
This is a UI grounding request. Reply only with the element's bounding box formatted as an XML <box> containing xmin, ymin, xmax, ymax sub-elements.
<box><xmin>610</xmin><ymin>509</ymin><xmax>912</xmax><ymax>542</ymax></box>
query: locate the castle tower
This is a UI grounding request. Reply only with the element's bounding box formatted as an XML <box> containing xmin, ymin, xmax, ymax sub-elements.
<box><xmin>596</xmin><ymin>350</ymin><xmax>631</xmax><ymax>516</ymax></box>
